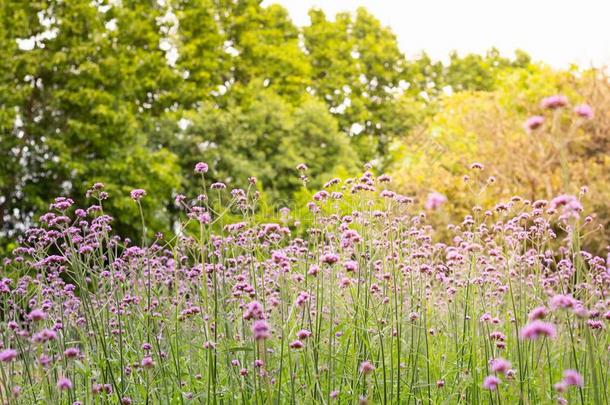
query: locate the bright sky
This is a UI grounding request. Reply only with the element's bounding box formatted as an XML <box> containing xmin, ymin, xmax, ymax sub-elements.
<box><xmin>262</xmin><ymin>0</ymin><xmax>610</xmax><ymax>68</ymax></box>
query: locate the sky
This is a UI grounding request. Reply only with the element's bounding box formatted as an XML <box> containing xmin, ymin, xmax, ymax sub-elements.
<box><xmin>262</xmin><ymin>0</ymin><xmax>610</xmax><ymax>69</ymax></box>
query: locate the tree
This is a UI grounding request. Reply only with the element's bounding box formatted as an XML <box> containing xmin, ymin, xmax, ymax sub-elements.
<box><xmin>0</xmin><ymin>0</ymin><xmax>182</xmax><ymax>245</ymax></box>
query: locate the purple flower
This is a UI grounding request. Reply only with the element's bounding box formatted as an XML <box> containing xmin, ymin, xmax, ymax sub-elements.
<box><xmin>550</xmin><ymin>195</ymin><xmax>583</xmax><ymax>219</ymax></box>
<box><xmin>425</xmin><ymin>192</ymin><xmax>446</xmax><ymax>210</ymax></box>
<box><xmin>289</xmin><ymin>340</ymin><xmax>304</xmax><ymax>349</ymax></box>
<box><xmin>519</xmin><ymin>320</ymin><xmax>557</xmax><ymax>340</ymax></box>
<box><xmin>130</xmin><ymin>189</ymin><xmax>146</xmax><ymax>201</ymax></box>
<box><xmin>562</xmin><ymin>369</ymin><xmax>584</xmax><ymax>387</ymax></box>
<box><xmin>490</xmin><ymin>358</ymin><xmax>511</xmax><ymax>375</ymax></box>
<box><xmin>541</xmin><ymin>95</ymin><xmax>568</xmax><ymax>109</ymax></box>
<box><xmin>483</xmin><ymin>375</ymin><xmax>500</xmax><ymax>390</ymax></box>
<box><xmin>0</xmin><ymin>349</ymin><xmax>17</xmax><ymax>362</ymax></box>
<box><xmin>528</xmin><ymin>306</ymin><xmax>548</xmax><ymax>320</ymax></box>
<box><xmin>141</xmin><ymin>356</ymin><xmax>155</xmax><ymax>369</ymax></box>
<box><xmin>321</xmin><ymin>253</ymin><xmax>339</xmax><ymax>265</ymax></box>
<box><xmin>573</xmin><ymin>104</ymin><xmax>593</xmax><ymax>119</ymax></box>
<box><xmin>57</xmin><ymin>377</ymin><xmax>73</xmax><ymax>391</ymax></box>
<box><xmin>194</xmin><ymin>162</ymin><xmax>209</xmax><ymax>173</ymax></box>
<box><xmin>64</xmin><ymin>347</ymin><xmax>80</xmax><ymax>359</ymax></box>
<box><xmin>296</xmin><ymin>163</ymin><xmax>308</xmax><ymax>171</ymax></box>
<box><xmin>28</xmin><ymin>309</ymin><xmax>47</xmax><ymax>321</ymax></box>
<box><xmin>296</xmin><ymin>329</ymin><xmax>312</xmax><ymax>340</ymax></box>
<box><xmin>252</xmin><ymin>320</ymin><xmax>271</xmax><ymax>340</ymax></box>
<box><xmin>359</xmin><ymin>361</ymin><xmax>375</xmax><ymax>375</ymax></box>
<box><xmin>525</xmin><ymin>115</ymin><xmax>544</xmax><ymax>131</ymax></box>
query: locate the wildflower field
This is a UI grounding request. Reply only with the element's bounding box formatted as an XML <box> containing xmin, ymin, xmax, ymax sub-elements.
<box><xmin>2</xmin><ymin>96</ymin><xmax>609</xmax><ymax>404</ymax></box>
<box><xmin>2</xmin><ymin>1</ymin><xmax>610</xmax><ymax>404</ymax></box>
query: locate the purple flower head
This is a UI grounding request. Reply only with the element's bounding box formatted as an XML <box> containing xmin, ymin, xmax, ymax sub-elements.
<box><xmin>0</xmin><ymin>349</ymin><xmax>17</xmax><ymax>362</ymax></box>
<box><xmin>194</xmin><ymin>162</ymin><xmax>209</xmax><ymax>173</ymax></box>
<box><xmin>490</xmin><ymin>358</ymin><xmax>511</xmax><ymax>375</ymax></box>
<box><xmin>425</xmin><ymin>192</ymin><xmax>446</xmax><ymax>211</ymax></box>
<box><xmin>130</xmin><ymin>189</ymin><xmax>146</xmax><ymax>201</ymax></box>
<box><xmin>525</xmin><ymin>115</ymin><xmax>544</xmax><ymax>132</ymax></box>
<box><xmin>528</xmin><ymin>306</ymin><xmax>548</xmax><ymax>320</ymax></box>
<box><xmin>57</xmin><ymin>377</ymin><xmax>73</xmax><ymax>391</ymax></box>
<box><xmin>562</xmin><ymin>369</ymin><xmax>584</xmax><ymax>387</ymax></box>
<box><xmin>296</xmin><ymin>329</ymin><xmax>312</xmax><ymax>340</ymax></box>
<box><xmin>483</xmin><ymin>375</ymin><xmax>500</xmax><ymax>390</ymax></box>
<box><xmin>573</xmin><ymin>104</ymin><xmax>593</xmax><ymax>119</ymax></box>
<box><xmin>64</xmin><ymin>347</ymin><xmax>80</xmax><ymax>359</ymax></box>
<box><xmin>550</xmin><ymin>195</ymin><xmax>583</xmax><ymax>219</ymax></box>
<box><xmin>359</xmin><ymin>361</ymin><xmax>375</xmax><ymax>375</ymax></box>
<box><xmin>252</xmin><ymin>320</ymin><xmax>271</xmax><ymax>340</ymax></box>
<box><xmin>28</xmin><ymin>309</ymin><xmax>47</xmax><ymax>322</ymax></box>
<box><xmin>321</xmin><ymin>253</ymin><xmax>339</xmax><ymax>265</ymax></box>
<box><xmin>541</xmin><ymin>95</ymin><xmax>568</xmax><ymax>109</ymax></box>
<box><xmin>296</xmin><ymin>163</ymin><xmax>308</xmax><ymax>171</ymax></box>
<box><xmin>289</xmin><ymin>340</ymin><xmax>304</xmax><ymax>349</ymax></box>
<box><xmin>141</xmin><ymin>356</ymin><xmax>155</xmax><ymax>369</ymax></box>
<box><xmin>519</xmin><ymin>320</ymin><xmax>557</xmax><ymax>340</ymax></box>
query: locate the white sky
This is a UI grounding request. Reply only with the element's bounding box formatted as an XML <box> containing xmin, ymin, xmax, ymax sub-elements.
<box><xmin>262</xmin><ymin>0</ymin><xmax>610</xmax><ymax>68</ymax></box>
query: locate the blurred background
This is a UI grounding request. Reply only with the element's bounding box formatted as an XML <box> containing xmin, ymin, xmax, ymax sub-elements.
<box><xmin>1</xmin><ymin>0</ymin><xmax>609</xmax><ymax>253</ymax></box>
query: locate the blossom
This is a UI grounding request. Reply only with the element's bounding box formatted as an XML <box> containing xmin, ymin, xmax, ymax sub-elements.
<box><xmin>519</xmin><ymin>320</ymin><xmax>557</xmax><ymax>340</ymax></box>
<box><xmin>562</xmin><ymin>369</ymin><xmax>584</xmax><ymax>387</ymax></box>
<box><xmin>525</xmin><ymin>115</ymin><xmax>544</xmax><ymax>131</ymax></box>
<box><xmin>550</xmin><ymin>195</ymin><xmax>583</xmax><ymax>218</ymax></box>
<box><xmin>528</xmin><ymin>306</ymin><xmax>548</xmax><ymax>321</ymax></box>
<box><xmin>141</xmin><ymin>356</ymin><xmax>155</xmax><ymax>369</ymax></box>
<box><xmin>296</xmin><ymin>329</ymin><xmax>312</xmax><ymax>340</ymax></box>
<box><xmin>573</xmin><ymin>104</ymin><xmax>593</xmax><ymax>119</ymax></box>
<box><xmin>359</xmin><ymin>361</ymin><xmax>375</xmax><ymax>375</ymax></box>
<box><xmin>541</xmin><ymin>95</ymin><xmax>568</xmax><ymax>109</ymax></box>
<box><xmin>28</xmin><ymin>309</ymin><xmax>47</xmax><ymax>321</ymax></box>
<box><xmin>289</xmin><ymin>340</ymin><xmax>304</xmax><ymax>349</ymax></box>
<box><xmin>490</xmin><ymin>358</ymin><xmax>511</xmax><ymax>375</ymax></box>
<box><xmin>64</xmin><ymin>347</ymin><xmax>80</xmax><ymax>359</ymax></box>
<box><xmin>130</xmin><ymin>189</ymin><xmax>146</xmax><ymax>201</ymax></box>
<box><xmin>0</xmin><ymin>349</ymin><xmax>17</xmax><ymax>362</ymax></box>
<box><xmin>194</xmin><ymin>162</ymin><xmax>209</xmax><ymax>173</ymax></box>
<box><xmin>425</xmin><ymin>192</ymin><xmax>446</xmax><ymax>210</ymax></box>
<box><xmin>57</xmin><ymin>377</ymin><xmax>73</xmax><ymax>391</ymax></box>
<box><xmin>252</xmin><ymin>320</ymin><xmax>271</xmax><ymax>340</ymax></box>
<box><xmin>482</xmin><ymin>375</ymin><xmax>500</xmax><ymax>390</ymax></box>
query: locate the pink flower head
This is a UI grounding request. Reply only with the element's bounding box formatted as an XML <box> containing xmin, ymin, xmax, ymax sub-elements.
<box><xmin>550</xmin><ymin>195</ymin><xmax>583</xmax><ymax>219</ymax></box>
<box><xmin>321</xmin><ymin>253</ymin><xmax>339</xmax><ymax>265</ymax></box>
<box><xmin>483</xmin><ymin>375</ymin><xmax>500</xmax><ymax>390</ymax></box>
<box><xmin>243</xmin><ymin>301</ymin><xmax>265</xmax><ymax>320</ymax></box>
<box><xmin>296</xmin><ymin>163</ymin><xmax>308</xmax><ymax>171</ymax></box>
<box><xmin>0</xmin><ymin>349</ymin><xmax>17</xmax><ymax>362</ymax></box>
<box><xmin>525</xmin><ymin>115</ymin><xmax>545</xmax><ymax>131</ymax></box>
<box><xmin>64</xmin><ymin>347</ymin><xmax>80</xmax><ymax>359</ymax></box>
<box><xmin>343</xmin><ymin>260</ymin><xmax>358</xmax><ymax>272</ymax></box>
<box><xmin>289</xmin><ymin>340</ymin><xmax>304</xmax><ymax>349</ymax></box>
<box><xmin>141</xmin><ymin>356</ymin><xmax>155</xmax><ymax>369</ymax></box>
<box><xmin>562</xmin><ymin>369</ymin><xmax>584</xmax><ymax>387</ymax></box>
<box><xmin>549</xmin><ymin>294</ymin><xmax>577</xmax><ymax>310</ymax></box>
<box><xmin>252</xmin><ymin>320</ymin><xmax>271</xmax><ymax>340</ymax></box>
<box><xmin>573</xmin><ymin>104</ymin><xmax>593</xmax><ymax>119</ymax></box>
<box><xmin>519</xmin><ymin>320</ymin><xmax>557</xmax><ymax>340</ymax></box>
<box><xmin>528</xmin><ymin>306</ymin><xmax>548</xmax><ymax>321</ymax></box>
<box><xmin>28</xmin><ymin>309</ymin><xmax>47</xmax><ymax>322</ymax></box>
<box><xmin>490</xmin><ymin>358</ymin><xmax>511</xmax><ymax>375</ymax></box>
<box><xmin>425</xmin><ymin>192</ymin><xmax>446</xmax><ymax>211</ymax></box>
<box><xmin>57</xmin><ymin>377</ymin><xmax>73</xmax><ymax>391</ymax></box>
<box><xmin>296</xmin><ymin>329</ymin><xmax>312</xmax><ymax>340</ymax></box>
<box><xmin>130</xmin><ymin>189</ymin><xmax>146</xmax><ymax>201</ymax></box>
<box><xmin>359</xmin><ymin>361</ymin><xmax>375</xmax><ymax>375</ymax></box>
<box><xmin>541</xmin><ymin>95</ymin><xmax>568</xmax><ymax>109</ymax></box>
<box><xmin>194</xmin><ymin>162</ymin><xmax>209</xmax><ymax>173</ymax></box>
